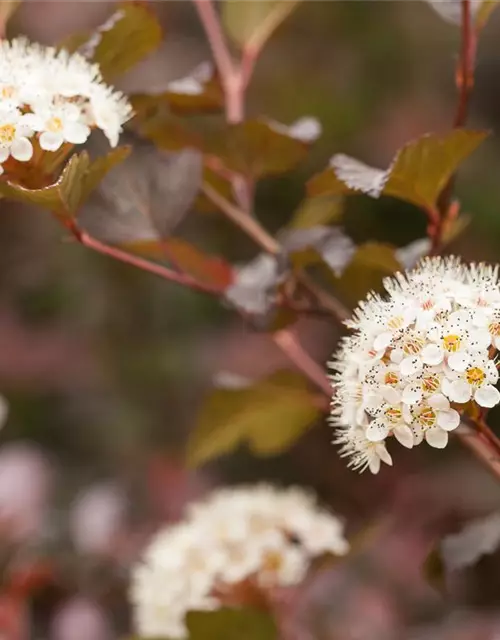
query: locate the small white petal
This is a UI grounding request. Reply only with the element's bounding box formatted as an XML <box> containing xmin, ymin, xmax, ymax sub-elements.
<box><xmin>39</xmin><ymin>130</ymin><xmax>64</xmax><ymax>151</ymax></box>
<box><xmin>64</xmin><ymin>121</ymin><xmax>91</xmax><ymax>144</ymax></box>
<box><xmin>381</xmin><ymin>386</ymin><xmax>401</xmax><ymax>404</ymax></box>
<box><xmin>0</xmin><ymin>165</ymin><xmax>4</xmax><ymax>175</ymax></box>
<box><xmin>425</xmin><ymin>427</ymin><xmax>448</xmax><ymax>449</ymax></box>
<box><xmin>475</xmin><ymin>384</ymin><xmax>500</xmax><ymax>408</ymax></box>
<box><xmin>428</xmin><ymin>393</ymin><xmax>450</xmax><ymax>411</ymax></box>
<box><xmin>390</xmin><ymin>349</ymin><xmax>404</xmax><ymax>364</ymax></box>
<box><xmin>373</xmin><ymin>331</ymin><xmax>392</xmax><ymax>351</ymax></box>
<box><xmin>437</xmin><ymin>409</ymin><xmax>460</xmax><ymax>431</ymax></box>
<box><xmin>402</xmin><ymin>383</ymin><xmax>422</xmax><ymax>405</ymax></box>
<box><xmin>393</xmin><ymin>424</ymin><xmax>414</xmax><ymax>448</ymax></box>
<box><xmin>448</xmin><ymin>351</ymin><xmax>470</xmax><ymax>372</ymax></box>
<box><xmin>10</xmin><ymin>137</ymin><xmax>33</xmax><ymax>162</ymax></box>
<box><xmin>400</xmin><ymin>356</ymin><xmax>423</xmax><ymax>377</ymax></box>
<box><xmin>375</xmin><ymin>443</ymin><xmax>392</xmax><ymax>466</ymax></box>
<box><xmin>447</xmin><ymin>380</ymin><xmax>472</xmax><ymax>404</ymax></box>
<box><xmin>368</xmin><ymin>455</ymin><xmax>381</xmax><ymax>474</ymax></box>
<box><xmin>411</xmin><ymin>423</ymin><xmax>424</xmax><ymax>445</ymax></box>
<box><xmin>0</xmin><ymin>147</ymin><xmax>10</xmax><ymax>162</ymax></box>
<box><xmin>366</xmin><ymin>421</ymin><xmax>389</xmax><ymax>442</ymax></box>
<box><xmin>421</xmin><ymin>344</ymin><xmax>444</xmax><ymax>366</ymax></box>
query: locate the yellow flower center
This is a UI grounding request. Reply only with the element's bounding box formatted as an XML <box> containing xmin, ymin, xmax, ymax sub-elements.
<box><xmin>384</xmin><ymin>407</ymin><xmax>402</xmax><ymax>424</ymax></box>
<box><xmin>47</xmin><ymin>117</ymin><xmax>63</xmax><ymax>133</ymax></box>
<box><xmin>262</xmin><ymin>550</ymin><xmax>284</xmax><ymax>574</ymax></box>
<box><xmin>388</xmin><ymin>315</ymin><xmax>404</xmax><ymax>330</ymax></box>
<box><xmin>384</xmin><ymin>371</ymin><xmax>399</xmax><ymax>386</ymax></box>
<box><xmin>416</xmin><ymin>406</ymin><xmax>437</xmax><ymax>428</ymax></box>
<box><xmin>443</xmin><ymin>334</ymin><xmax>461</xmax><ymax>353</ymax></box>
<box><xmin>1</xmin><ymin>86</ymin><xmax>15</xmax><ymax>99</ymax></box>
<box><xmin>489</xmin><ymin>321</ymin><xmax>500</xmax><ymax>337</ymax></box>
<box><xmin>422</xmin><ymin>374</ymin><xmax>440</xmax><ymax>394</ymax></box>
<box><xmin>465</xmin><ymin>366</ymin><xmax>486</xmax><ymax>387</ymax></box>
<box><xmin>403</xmin><ymin>336</ymin><xmax>424</xmax><ymax>355</ymax></box>
<box><xmin>0</xmin><ymin>123</ymin><xmax>15</xmax><ymax>145</ymax></box>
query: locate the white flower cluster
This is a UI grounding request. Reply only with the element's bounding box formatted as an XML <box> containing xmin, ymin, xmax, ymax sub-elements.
<box><xmin>0</xmin><ymin>38</ymin><xmax>132</xmax><ymax>174</ymax></box>
<box><xmin>131</xmin><ymin>485</ymin><xmax>349</xmax><ymax>639</ymax></box>
<box><xmin>330</xmin><ymin>257</ymin><xmax>500</xmax><ymax>474</ymax></box>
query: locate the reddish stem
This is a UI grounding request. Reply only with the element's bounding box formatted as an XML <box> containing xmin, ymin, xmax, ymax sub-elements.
<box><xmin>273</xmin><ymin>330</ymin><xmax>332</xmax><ymax>396</ymax></box>
<box><xmin>69</xmin><ymin>226</ymin><xmax>223</xmax><ymax>295</ymax></box>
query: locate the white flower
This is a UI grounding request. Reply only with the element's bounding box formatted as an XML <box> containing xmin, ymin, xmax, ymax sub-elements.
<box><xmin>24</xmin><ymin>103</ymin><xmax>91</xmax><ymax>151</ymax></box>
<box><xmin>0</xmin><ymin>108</ymin><xmax>34</xmax><ymax>171</ymax></box>
<box><xmin>0</xmin><ymin>37</ymin><xmax>132</xmax><ymax>172</ymax></box>
<box><xmin>131</xmin><ymin>485</ymin><xmax>349</xmax><ymax>639</ymax></box>
<box><xmin>442</xmin><ymin>355</ymin><xmax>500</xmax><ymax>408</ymax></box>
<box><xmin>330</xmin><ymin>257</ymin><xmax>500</xmax><ymax>473</ymax></box>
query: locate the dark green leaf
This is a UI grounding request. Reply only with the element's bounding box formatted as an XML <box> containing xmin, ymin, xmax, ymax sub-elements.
<box><xmin>307</xmin><ymin>130</ymin><xmax>488</xmax><ymax>210</ymax></box>
<box><xmin>188</xmin><ymin>371</ymin><xmax>321</xmax><ymax>466</ymax></box>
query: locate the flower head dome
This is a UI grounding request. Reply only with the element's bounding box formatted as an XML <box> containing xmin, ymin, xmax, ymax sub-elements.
<box><xmin>0</xmin><ymin>38</ymin><xmax>132</xmax><ymax>174</ymax></box>
<box><xmin>130</xmin><ymin>485</ymin><xmax>349</xmax><ymax>639</ymax></box>
<box><xmin>330</xmin><ymin>256</ymin><xmax>500</xmax><ymax>473</ymax></box>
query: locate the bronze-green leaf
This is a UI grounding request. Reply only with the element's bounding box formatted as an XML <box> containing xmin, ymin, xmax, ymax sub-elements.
<box><xmin>475</xmin><ymin>0</ymin><xmax>500</xmax><ymax>30</ymax></box>
<box><xmin>73</xmin><ymin>2</ymin><xmax>162</xmax><ymax>80</ymax></box>
<box><xmin>222</xmin><ymin>0</ymin><xmax>301</xmax><ymax>51</ymax></box>
<box><xmin>307</xmin><ymin>130</ymin><xmax>488</xmax><ymax>211</ymax></box>
<box><xmin>0</xmin><ymin>152</ymin><xmax>90</xmax><ymax>213</ymax></box>
<box><xmin>80</xmin><ymin>146</ymin><xmax>131</xmax><ymax>205</ymax></box>
<box><xmin>288</xmin><ymin>195</ymin><xmax>343</xmax><ymax>229</ymax></box>
<box><xmin>337</xmin><ymin>242</ymin><xmax>401</xmax><ymax>305</ymax></box>
<box><xmin>185</xmin><ymin>608</ymin><xmax>277</xmax><ymax>640</ymax></box>
<box><xmin>188</xmin><ymin>371</ymin><xmax>321</xmax><ymax>466</ymax></box>
<box><xmin>0</xmin><ymin>0</ymin><xmax>20</xmax><ymax>29</ymax></box>
<box><xmin>210</xmin><ymin>119</ymin><xmax>310</xmax><ymax>178</ymax></box>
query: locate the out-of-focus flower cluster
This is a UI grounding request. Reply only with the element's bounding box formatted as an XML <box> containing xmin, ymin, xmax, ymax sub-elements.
<box><xmin>330</xmin><ymin>257</ymin><xmax>500</xmax><ymax>474</ymax></box>
<box><xmin>131</xmin><ymin>484</ymin><xmax>349</xmax><ymax>639</ymax></box>
<box><xmin>0</xmin><ymin>38</ymin><xmax>132</xmax><ymax>174</ymax></box>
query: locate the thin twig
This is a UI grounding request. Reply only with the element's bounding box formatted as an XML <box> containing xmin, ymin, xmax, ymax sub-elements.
<box><xmin>69</xmin><ymin>227</ymin><xmax>223</xmax><ymax>295</ymax></box>
<box><xmin>433</xmin><ymin>0</ymin><xmax>476</xmax><ymax>252</ymax></box>
<box><xmin>201</xmin><ymin>182</ymin><xmax>281</xmax><ymax>254</ymax></box>
<box><xmin>192</xmin><ymin>0</ymin><xmax>243</xmax><ymax>123</ymax></box>
<box><xmin>273</xmin><ymin>330</ymin><xmax>332</xmax><ymax>396</ymax></box>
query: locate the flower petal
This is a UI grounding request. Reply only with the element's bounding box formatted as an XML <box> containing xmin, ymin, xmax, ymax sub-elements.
<box><xmin>366</xmin><ymin>421</ymin><xmax>389</xmax><ymax>442</ymax></box>
<box><xmin>0</xmin><ymin>147</ymin><xmax>10</xmax><ymax>162</ymax></box>
<box><xmin>446</xmin><ymin>380</ymin><xmax>471</xmax><ymax>404</ymax></box>
<box><xmin>373</xmin><ymin>331</ymin><xmax>392</xmax><ymax>351</ymax></box>
<box><xmin>393</xmin><ymin>424</ymin><xmax>414</xmax><ymax>448</ymax></box>
<box><xmin>425</xmin><ymin>427</ymin><xmax>448</xmax><ymax>449</ymax></box>
<box><xmin>368</xmin><ymin>455</ymin><xmax>381</xmax><ymax>474</ymax></box>
<box><xmin>402</xmin><ymin>383</ymin><xmax>422</xmax><ymax>405</ymax></box>
<box><xmin>400</xmin><ymin>356</ymin><xmax>423</xmax><ymax>377</ymax></box>
<box><xmin>64</xmin><ymin>121</ymin><xmax>91</xmax><ymax>145</ymax></box>
<box><xmin>447</xmin><ymin>351</ymin><xmax>470</xmax><ymax>372</ymax></box>
<box><xmin>421</xmin><ymin>344</ymin><xmax>444</xmax><ymax>366</ymax></box>
<box><xmin>381</xmin><ymin>386</ymin><xmax>401</xmax><ymax>405</ymax></box>
<box><xmin>475</xmin><ymin>384</ymin><xmax>500</xmax><ymax>408</ymax></box>
<box><xmin>39</xmin><ymin>130</ymin><xmax>64</xmax><ymax>151</ymax></box>
<box><xmin>10</xmin><ymin>137</ymin><xmax>33</xmax><ymax>162</ymax></box>
<box><xmin>411</xmin><ymin>423</ymin><xmax>424</xmax><ymax>445</ymax></box>
<box><xmin>375</xmin><ymin>443</ymin><xmax>392</xmax><ymax>466</ymax></box>
<box><xmin>428</xmin><ymin>393</ymin><xmax>450</xmax><ymax>411</ymax></box>
<box><xmin>437</xmin><ymin>408</ymin><xmax>460</xmax><ymax>431</ymax></box>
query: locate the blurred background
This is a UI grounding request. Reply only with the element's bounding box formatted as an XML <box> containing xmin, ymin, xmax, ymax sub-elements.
<box><xmin>2</xmin><ymin>1</ymin><xmax>500</xmax><ymax>638</ymax></box>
